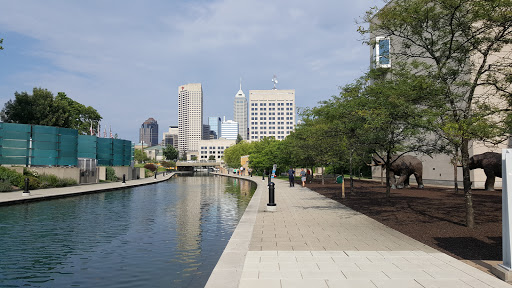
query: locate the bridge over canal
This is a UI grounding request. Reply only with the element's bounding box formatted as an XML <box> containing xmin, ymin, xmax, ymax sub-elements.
<box><xmin>176</xmin><ymin>161</ymin><xmax>222</xmax><ymax>171</ymax></box>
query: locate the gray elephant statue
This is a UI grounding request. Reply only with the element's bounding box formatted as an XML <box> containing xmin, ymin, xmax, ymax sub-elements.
<box><xmin>468</xmin><ymin>152</ymin><xmax>501</xmax><ymax>191</ymax></box>
<box><xmin>373</xmin><ymin>155</ymin><xmax>424</xmax><ymax>189</ymax></box>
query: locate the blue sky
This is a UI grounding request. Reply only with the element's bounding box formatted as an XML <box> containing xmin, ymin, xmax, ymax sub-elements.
<box><xmin>0</xmin><ymin>0</ymin><xmax>382</xmax><ymax>143</ymax></box>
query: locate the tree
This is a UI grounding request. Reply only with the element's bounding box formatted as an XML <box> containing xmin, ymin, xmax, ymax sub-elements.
<box><xmin>1</xmin><ymin>88</ymin><xmax>71</xmax><ymax>127</ymax></box>
<box><xmin>55</xmin><ymin>92</ymin><xmax>102</xmax><ymax>134</ymax></box>
<box><xmin>223</xmin><ymin>141</ymin><xmax>251</xmax><ymax>168</ymax></box>
<box><xmin>236</xmin><ymin>134</ymin><xmax>243</xmax><ymax>144</ymax></box>
<box><xmin>163</xmin><ymin>145</ymin><xmax>179</xmax><ymax>161</ymax></box>
<box><xmin>249</xmin><ymin>137</ymin><xmax>281</xmax><ymax>174</ymax></box>
<box><xmin>360</xmin><ymin>0</ymin><xmax>512</xmax><ymax>227</ymax></box>
<box><xmin>1</xmin><ymin>88</ymin><xmax>102</xmax><ymax>133</ymax></box>
<box><xmin>208</xmin><ymin>155</ymin><xmax>216</xmax><ymax>161</ymax></box>
<box><xmin>0</xmin><ymin>37</ymin><xmax>3</xmax><ymax>50</ymax></box>
<box><xmin>191</xmin><ymin>155</ymin><xmax>197</xmax><ymax>161</ymax></box>
<box><xmin>134</xmin><ymin>149</ymin><xmax>149</xmax><ymax>163</ymax></box>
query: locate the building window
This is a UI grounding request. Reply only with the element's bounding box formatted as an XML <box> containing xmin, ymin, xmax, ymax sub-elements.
<box><xmin>375</xmin><ymin>36</ymin><xmax>391</xmax><ymax>68</ymax></box>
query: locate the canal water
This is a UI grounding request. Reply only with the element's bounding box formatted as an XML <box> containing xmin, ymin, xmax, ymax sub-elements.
<box><xmin>0</xmin><ymin>174</ymin><xmax>256</xmax><ymax>288</ymax></box>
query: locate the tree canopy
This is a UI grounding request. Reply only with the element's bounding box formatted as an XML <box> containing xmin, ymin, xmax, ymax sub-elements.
<box><xmin>1</xmin><ymin>88</ymin><xmax>102</xmax><ymax>134</ymax></box>
<box><xmin>163</xmin><ymin>145</ymin><xmax>179</xmax><ymax>161</ymax></box>
<box><xmin>359</xmin><ymin>0</ymin><xmax>512</xmax><ymax>228</ymax></box>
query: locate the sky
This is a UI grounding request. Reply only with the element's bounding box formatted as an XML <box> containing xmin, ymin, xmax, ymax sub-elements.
<box><xmin>0</xmin><ymin>0</ymin><xmax>382</xmax><ymax>143</ymax></box>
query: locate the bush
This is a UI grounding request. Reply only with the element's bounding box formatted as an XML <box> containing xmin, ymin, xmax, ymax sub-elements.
<box><xmin>39</xmin><ymin>174</ymin><xmax>60</xmax><ymax>188</ymax></box>
<box><xmin>144</xmin><ymin>164</ymin><xmax>157</xmax><ymax>172</ymax></box>
<box><xmin>0</xmin><ymin>180</ymin><xmax>13</xmax><ymax>192</ymax></box>
<box><xmin>58</xmin><ymin>178</ymin><xmax>77</xmax><ymax>187</ymax></box>
<box><xmin>106</xmin><ymin>167</ymin><xmax>118</xmax><ymax>182</ymax></box>
<box><xmin>0</xmin><ymin>167</ymin><xmax>23</xmax><ymax>188</ymax></box>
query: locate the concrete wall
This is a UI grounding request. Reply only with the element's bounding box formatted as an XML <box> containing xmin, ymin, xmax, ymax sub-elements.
<box><xmin>98</xmin><ymin>166</ymin><xmax>138</xmax><ymax>181</ymax></box>
<box><xmin>29</xmin><ymin>167</ymin><xmax>81</xmax><ymax>184</ymax></box>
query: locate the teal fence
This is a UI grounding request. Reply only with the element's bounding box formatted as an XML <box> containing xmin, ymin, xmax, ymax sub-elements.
<box><xmin>0</xmin><ymin>123</ymin><xmax>132</xmax><ymax>166</ymax></box>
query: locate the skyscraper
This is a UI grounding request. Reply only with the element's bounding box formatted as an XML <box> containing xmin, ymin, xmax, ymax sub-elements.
<box><xmin>220</xmin><ymin>120</ymin><xmax>239</xmax><ymax>140</ymax></box>
<box><xmin>139</xmin><ymin>117</ymin><xmax>159</xmax><ymax>147</ymax></box>
<box><xmin>208</xmin><ymin>116</ymin><xmax>221</xmax><ymax>139</ymax></box>
<box><xmin>233</xmin><ymin>81</ymin><xmax>248</xmax><ymax>140</ymax></box>
<box><xmin>249</xmin><ymin>89</ymin><xmax>295</xmax><ymax>141</ymax></box>
<box><xmin>178</xmin><ymin>83</ymin><xmax>203</xmax><ymax>158</ymax></box>
<box><xmin>162</xmin><ymin>125</ymin><xmax>179</xmax><ymax>149</ymax></box>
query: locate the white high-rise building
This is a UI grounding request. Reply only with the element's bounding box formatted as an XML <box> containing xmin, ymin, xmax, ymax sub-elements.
<box><xmin>249</xmin><ymin>89</ymin><xmax>295</xmax><ymax>141</ymax></box>
<box><xmin>220</xmin><ymin>119</ymin><xmax>239</xmax><ymax>140</ymax></box>
<box><xmin>234</xmin><ymin>81</ymin><xmax>248</xmax><ymax>140</ymax></box>
<box><xmin>178</xmin><ymin>83</ymin><xmax>203</xmax><ymax>158</ymax></box>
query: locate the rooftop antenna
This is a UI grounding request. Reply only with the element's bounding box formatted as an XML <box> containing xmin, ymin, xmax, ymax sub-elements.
<box><xmin>272</xmin><ymin>75</ymin><xmax>278</xmax><ymax>90</ymax></box>
<box><xmin>240</xmin><ymin>77</ymin><xmax>242</xmax><ymax>90</ymax></box>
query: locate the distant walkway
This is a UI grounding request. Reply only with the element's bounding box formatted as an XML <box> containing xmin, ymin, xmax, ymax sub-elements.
<box><xmin>0</xmin><ymin>172</ymin><xmax>176</xmax><ymax>206</ymax></box>
<box><xmin>207</xmin><ymin>173</ymin><xmax>511</xmax><ymax>288</ymax></box>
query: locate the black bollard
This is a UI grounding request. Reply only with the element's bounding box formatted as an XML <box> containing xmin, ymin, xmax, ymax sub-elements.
<box><xmin>267</xmin><ymin>182</ymin><xmax>276</xmax><ymax>211</ymax></box>
<box><xmin>22</xmin><ymin>178</ymin><xmax>30</xmax><ymax>196</ymax></box>
<box><xmin>262</xmin><ymin>171</ymin><xmax>265</xmax><ymax>180</ymax></box>
<box><xmin>122</xmin><ymin>174</ymin><xmax>126</xmax><ymax>184</ymax></box>
<box><xmin>154</xmin><ymin>172</ymin><xmax>157</xmax><ymax>179</ymax></box>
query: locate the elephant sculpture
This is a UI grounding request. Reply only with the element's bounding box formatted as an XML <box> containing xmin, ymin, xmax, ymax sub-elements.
<box><xmin>373</xmin><ymin>155</ymin><xmax>424</xmax><ymax>189</ymax></box>
<box><xmin>468</xmin><ymin>152</ymin><xmax>501</xmax><ymax>191</ymax></box>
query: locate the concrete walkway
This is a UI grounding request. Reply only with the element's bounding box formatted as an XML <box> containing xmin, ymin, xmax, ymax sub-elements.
<box><xmin>0</xmin><ymin>172</ymin><xmax>175</xmax><ymax>206</ymax></box>
<box><xmin>207</xmin><ymin>174</ymin><xmax>511</xmax><ymax>288</ymax></box>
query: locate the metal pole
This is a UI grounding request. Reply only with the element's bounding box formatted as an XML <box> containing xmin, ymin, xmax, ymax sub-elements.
<box><xmin>266</xmin><ymin>182</ymin><xmax>276</xmax><ymax>212</ymax></box>
<box><xmin>22</xmin><ymin>178</ymin><xmax>30</xmax><ymax>196</ymax></box>
<box><xmin>122</xmin><ymin>174</ymin><xmax>126</xmax><ymax>184</ymax></box>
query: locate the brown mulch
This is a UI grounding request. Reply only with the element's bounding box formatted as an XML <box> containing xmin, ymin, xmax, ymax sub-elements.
<box><xmin>306</xmin><ymin>178</ymin><xmax>502</xmax><ymax>261</ymax></box>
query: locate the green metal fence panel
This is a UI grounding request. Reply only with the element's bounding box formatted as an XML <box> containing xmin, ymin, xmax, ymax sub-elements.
<box><xmin>0</xmin><ymin>123</ymin><xmax>31</xmax><ymax>165</ymax></box>
<box><xmin>1</xmin><ymin>123</ymin><xmax>132</xmax><ymax>167</ymax></box>
<box><xmin>57</xmin><ymin>128</ymin><xmax>78</xmax><ymax>166</ymax></box>
<box><xmin>78</xmin><ymin>135</ymin><xmax>97</xmax><ymax>159</ymax></box>
<box><xmin>32</xmin><ymin>125</ymin><xmax>59</xmax><ymax>166</ymax></box>
<box><xmin>97</xmin><ymin>138</ymin><xmax>113</xmax><ymax>166</ymax></box>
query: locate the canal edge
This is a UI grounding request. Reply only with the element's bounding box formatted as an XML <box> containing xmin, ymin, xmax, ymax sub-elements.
<box><xmin>0</xmin><ymin>173</ymin><xmax>177</xmax><ymax>206</ymax></box>
<box><xmin>205</xmin><ymin>173</ymin><xmax>265</xmax><ymax>288</ymax></box>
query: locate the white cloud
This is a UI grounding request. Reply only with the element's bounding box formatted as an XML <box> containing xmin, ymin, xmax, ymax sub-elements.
<box><xmin>0</xmin><ymin>0</ymin><xmax>383</xmax><ymax>142</ymax></box>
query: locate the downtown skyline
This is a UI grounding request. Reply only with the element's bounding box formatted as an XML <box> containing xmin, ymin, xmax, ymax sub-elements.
<box><xmin>0</xmin><ymin>0</ymin><xmax>382</xmax><ymax>143</ymax></box>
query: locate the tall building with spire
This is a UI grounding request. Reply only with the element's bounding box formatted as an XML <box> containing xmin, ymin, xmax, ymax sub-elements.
<box><xmin>233</xmin><ymin>79</ymin><xmax>248</xmax><ymax>140</ymax></box>
<box><xmin>178</xmin><ymin>83</ymin><xmax>203</xmax><ymax>158</ymax></box>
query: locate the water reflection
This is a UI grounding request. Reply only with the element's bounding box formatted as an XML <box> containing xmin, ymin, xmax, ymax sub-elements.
<box><xmin>0</xmin><ymin>174</ymin><xmax>255</xmax><ymax>288</ymax></box>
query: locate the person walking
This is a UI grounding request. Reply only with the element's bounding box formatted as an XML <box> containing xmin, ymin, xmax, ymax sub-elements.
<box><xmin>287</xmin><ymin>167</ymin><xmax>295</xmax><ymax>187</ymax></box>
<box><xmin>300</xmin><ymin>168</ymin><xmax>307</xmax><ymax>187</ymax></box>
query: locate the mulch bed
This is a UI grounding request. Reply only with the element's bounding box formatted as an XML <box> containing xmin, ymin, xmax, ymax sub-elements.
<box><xmin>305</xmin><ymin>178</ymin><xmax>502</xmax><ymax>261</ymax></box>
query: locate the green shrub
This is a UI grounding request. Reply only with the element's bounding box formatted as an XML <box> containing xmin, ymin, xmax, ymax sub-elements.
<box><xmin>59</xmin><ymin>178</ymin><xmax>77</xmax><ymax>187</ymax></box>
<box><xmin>106</xmin><ymin>167</ymin><xmax>118</xmax><ymax>182</ymax></box>
<box><xmin>145</xmin><ymin>168</ymin><xmax>153</xmax><ymax>178</ymax></box>
<box><xmin>39</xmin><ymin>174</ymin><xmax>60</xmax><ymax>188</ymax></box>
<box><xmin>0</xmin><ymin>180</ymin><xmax>13</xmax><ymax>192</ymax></box>
<box><xmin>0</xmin><ymin>167</ymin><xmax>23</xmax><ymax>188</ymax></box>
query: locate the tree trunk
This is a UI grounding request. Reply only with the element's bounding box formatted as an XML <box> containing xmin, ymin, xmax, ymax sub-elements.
<box><xmin>461</xmin><ymin>139</ymin><xmax>474</xmax><ymax>228</ymax></box>
<box><xmin>385</xmin><ymin>152</ymin><xmax>392</xmax><ymax>198</ymax></box>
<box><xmin>453</xmin><ymin>150</ymin><xmax>459</xmax><ymax>194</ymax></box>
<box><xmin>349</xmin><ymin>150</ymin><xmax>354</xmax><ymax>193</ymax></box>
<box><xmin>321</xmin><ymin>167</ymin><xmax>325</xmax><ymax>185</ymax></box>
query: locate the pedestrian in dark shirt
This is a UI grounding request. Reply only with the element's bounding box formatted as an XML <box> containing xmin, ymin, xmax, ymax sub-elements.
<box><xmin>287</xmin><ymin>167</ymin><xmax>295</xmax><ymax>187</ymax></box>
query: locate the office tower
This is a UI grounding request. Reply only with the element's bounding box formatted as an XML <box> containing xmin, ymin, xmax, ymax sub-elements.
<box><xmin>220</xmin><ymin>120</ymin><xmax>239</xmax><ymax>140</ymax></box>
<box><xmin>178</xmin><ymin>83</ymin><xmax>203</xmax><ymax>157</ymax></box>
<box><xmin>139</xmin><ymin>117</ymin><xmax>159</xmax><ymax>147</ymax></box>
<box><xmin>208</xmin><ymin>116</ymin><xmax>221</xmax><ymax>139</ymax></box>
<box><xmin>249</xmin><ymin>89</ymin><xmax>295</xmax><ymax>141</ymax></box>
<box><xmin>162</xmin><ymin>125</ymin><xmax>179</xmax><ymax>149</ymax></box>
<box><xmin>202</xmin><ymin>124</ymin><xmax>210</xmax><ymax>140</ymax></box>
<box><xmin>234</xmin><ymin>82</ymin><xmax>248</xmax><ymax>140</ymax></box>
